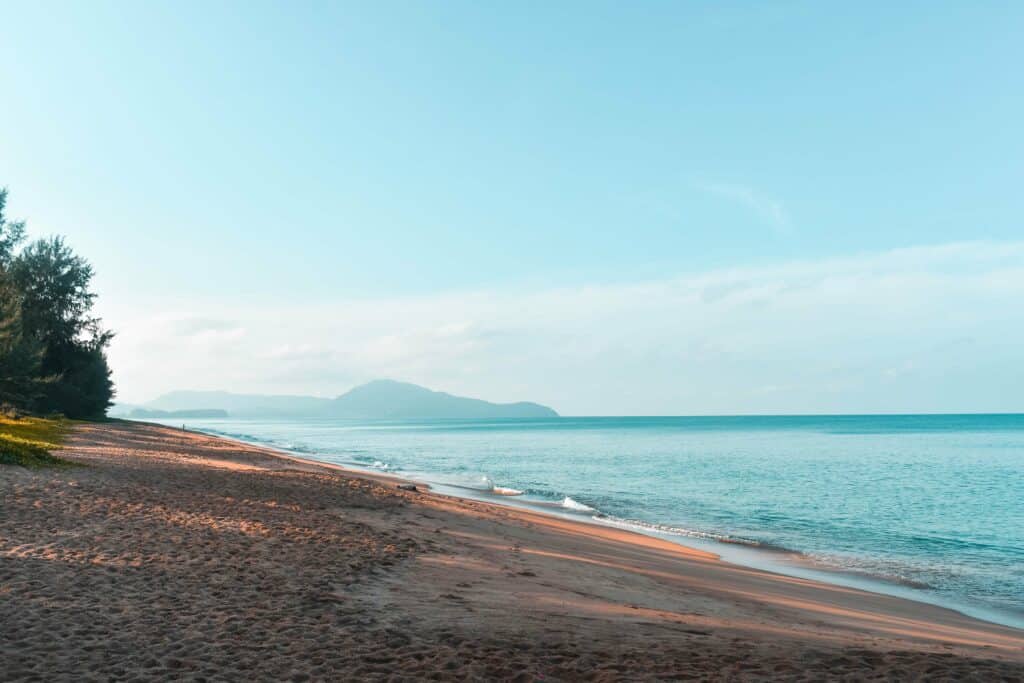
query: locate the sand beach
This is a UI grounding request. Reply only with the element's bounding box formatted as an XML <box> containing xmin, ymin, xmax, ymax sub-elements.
<box><xmin>2</xmin><ymin>420</ymin><xmax>1022</xmax><ymax>681</ymax></box>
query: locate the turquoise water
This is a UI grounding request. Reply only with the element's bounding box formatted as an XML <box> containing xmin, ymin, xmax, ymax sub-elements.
<box><xmin>153</xmin><ymin>415</ymin><xmax>1024</xmax><ymax>628</ymax></box>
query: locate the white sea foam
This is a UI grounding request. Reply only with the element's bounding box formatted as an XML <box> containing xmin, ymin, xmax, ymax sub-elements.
<box><xmin>595</xmin><ymin>514</ymin><xmax>751</xmax><ymax>546</ymax></box>
<box><xmin>492</xmin><ymin>486</ymin><xmax>525</xmax><ymax>496</ymax></box>
<box><xmin>439</xmin><ymin>474</ymin><xmax>524</xmax><ymax>495</ymax></box>
<box><xmin>480</xmin><ymin>475</ymin><xmax>523</xmax><ymax>495</ymax></box>
<box><xmin>561</xmin><ymin>496</ymin><xmax>596</xmax><ymax>512</ymax></box>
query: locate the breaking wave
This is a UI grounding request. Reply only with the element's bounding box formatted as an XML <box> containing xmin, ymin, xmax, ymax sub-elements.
<box><xmin>560</xmin><ymin>496</ymin><xmax>596</xmax><ymax>512</ymax></box>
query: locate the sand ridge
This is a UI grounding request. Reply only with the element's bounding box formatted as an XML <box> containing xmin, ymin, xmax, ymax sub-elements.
<box><xmin>1</xmin><ymin>420</ymin><xmax>1022</xmax><ymax>681</ymax></box>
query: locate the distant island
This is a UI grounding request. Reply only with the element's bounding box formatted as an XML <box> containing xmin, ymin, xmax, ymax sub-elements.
<box><xmin>113</xmin><ymin>380</ymin><xmax>558</xmax><ymax>420</ymax></box>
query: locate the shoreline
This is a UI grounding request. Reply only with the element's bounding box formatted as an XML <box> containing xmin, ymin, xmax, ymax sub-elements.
<box><xmin>3</xmin><ymin>420</ymin><xmax>1022</xmax><ymax>680</ymax></box>
<box><xmin>178</xmin><ymin>420</ymin><xmax>1024</xmax><ymax>632</ymax></box>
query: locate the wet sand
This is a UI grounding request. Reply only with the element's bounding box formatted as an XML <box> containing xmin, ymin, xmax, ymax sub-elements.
<box><xmin>2</xmin><ymin>420</ymin><xmax>1022</xmax><ymax>681</ymax></box>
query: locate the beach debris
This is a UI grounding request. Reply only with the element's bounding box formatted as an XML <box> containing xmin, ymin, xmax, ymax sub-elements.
<box><xmin>397</xmin><ymin>483</ymin><xmax>418</xmax><ymax>492</ymax></box>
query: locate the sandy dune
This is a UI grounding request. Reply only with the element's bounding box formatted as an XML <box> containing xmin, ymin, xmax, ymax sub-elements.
<box><xmin>1</xmin><ymin>421</ymin><xmax>1022</xmax><ymax>681</ymax></box>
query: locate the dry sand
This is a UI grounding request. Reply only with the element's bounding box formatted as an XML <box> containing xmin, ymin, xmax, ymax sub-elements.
<box><xmin>1</xmin><ymin>420</ymin><xmax>1022</xmax><ymax>681</ymax></box>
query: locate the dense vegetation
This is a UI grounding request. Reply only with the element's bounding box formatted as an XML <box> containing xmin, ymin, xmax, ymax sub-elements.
<box><xmin>0</xmin><ymin>188</ymin><xmax>114</xmax><ymax>420</ymax></box>
<box><xmin>0</xmin><ymin>415</ymin><xmax>70</xmax><ymax>467</ymax></box>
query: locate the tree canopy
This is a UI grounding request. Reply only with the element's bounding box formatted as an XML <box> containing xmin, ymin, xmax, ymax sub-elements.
<box><xmin>0</xmin><ymin>188</ymin><xmax>114</xmax><ymax>418</ymax></box>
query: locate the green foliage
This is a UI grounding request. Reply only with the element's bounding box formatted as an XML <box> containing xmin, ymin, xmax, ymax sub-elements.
<box><xmin>0</xmin><ymin>189</ymin><xmax>26</xmax><ymax>265</ymax></box>
<box><xmin>0</xmin><ymin>282</ymin><xmax>46</xmax><ymax>406</ymax></box>
<box><xmin>10</xmin><ymin>236</ymin><xmax>115</xmax><ymax>417</ymax></box>
<box><xmin>0</xmin><ymin>415</ymin><xmax>71</xmax><ymax>467</ymax></box>
<box><xmin>37</xmin><ymin>342</ymin><xmax>114</xmax><ymax>419</ymax></box>
<box><xmin>11</xmin><ymin>236</ymin><xmax>102</xmax><ymax>351</ymax></box>
<box><xmin>0</xmin><ymin>188</ymin><xmax>115</xmax><ymax>418</ymax></box>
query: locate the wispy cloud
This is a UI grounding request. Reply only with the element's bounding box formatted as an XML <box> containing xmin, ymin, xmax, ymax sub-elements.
<box><xmin>104</xmin><ymin>241</ymin><xmax>1024</xmax><ymax>415</ymax></box>
<box><xmin>698</xmin><ymin>182</ymin><xmax>791</xmax><ymax>232</ymax></box>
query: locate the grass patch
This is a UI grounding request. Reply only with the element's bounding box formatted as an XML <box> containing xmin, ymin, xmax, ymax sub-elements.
<box><xmin>0</xmin><ymin>416</ymin><xmax>73</xmax><ymax>467</ymax></box>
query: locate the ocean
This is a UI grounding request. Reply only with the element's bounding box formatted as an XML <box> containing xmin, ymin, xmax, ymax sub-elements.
<box><xmin>147</xmin><ymin>414</ymin><xmax>1024</xmax><ymax>629</ymax></box>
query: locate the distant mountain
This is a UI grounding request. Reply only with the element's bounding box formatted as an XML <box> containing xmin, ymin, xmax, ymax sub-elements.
<box><xmin>330</xmin><ymin>380</ymin><xmax>558</xmax><ymax>419</ymax></box>
<box><xmin>129</xmin><ymin>408</ymin><xmax>229</xmax><ymax>419</ymax></box>
<box><xmin>126</xmin><ymin>380</ymin><xmax>558</xmax><ymax>419</ymax></box>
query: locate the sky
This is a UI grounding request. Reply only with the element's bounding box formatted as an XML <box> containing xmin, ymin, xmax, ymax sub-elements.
<box><xmin>2</xmin><ymin>2</ymin><xmax>1022</xmax><ymax>414</ymax></box>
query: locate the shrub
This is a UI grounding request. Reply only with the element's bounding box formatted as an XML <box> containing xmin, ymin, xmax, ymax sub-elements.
<box><xmin>0</xmin><ymin>416</ymin><xmax>71</xmax><ymax>467</ymax></box>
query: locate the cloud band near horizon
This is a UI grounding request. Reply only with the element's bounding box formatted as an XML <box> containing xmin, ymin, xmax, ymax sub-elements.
<box><xmin>103</xmin><ymin>240</ymin><xmax>1024</xmax><ymax>415</ymax></box>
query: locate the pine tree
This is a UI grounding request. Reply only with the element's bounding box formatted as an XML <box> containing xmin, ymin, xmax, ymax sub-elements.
<box><xmin>0</xmin><ymin>189</ymin><xmax>41</xmax><ymax>412</ymax></box>
<box><xmin>0</xmin><ymin>188</ymin><xmax>115</xmax><ymax>418</ymax></box>
<box><xmin>0</xmin><ymin>189</ymin><xmax>26</xmax><ymax>266</ymax></box>
<box><xmin>0</xmin><ymin>281</ymin><xmax>48</xmax><ymax>412</ymax></box>
<box><xmin>11</xmin><ymin>237</ymin><xmax>115</xmax><ymax>418</ymax></box>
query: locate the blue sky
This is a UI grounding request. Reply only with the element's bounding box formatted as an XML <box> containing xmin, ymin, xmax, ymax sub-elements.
<box><xmin>2</xmin><ymin>2</ymin><xmax>1023</xmax><ymax>413</ymax></box>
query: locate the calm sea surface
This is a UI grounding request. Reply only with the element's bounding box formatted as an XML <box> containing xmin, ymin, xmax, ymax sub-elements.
<box><xmin>149</xmin><ymin>414</ymin><xmax>1024</xmax><ymax>628</ymax></box>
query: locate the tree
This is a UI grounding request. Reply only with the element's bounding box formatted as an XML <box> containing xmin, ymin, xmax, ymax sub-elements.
<box><xmin>0</xmin><ymin>190</ymin><xmax>41</xmax><ymax>411</ymax></box>
<box><xmin>0</xmin><ymin>281</ymin><xmax>48</xmax><ymax>411</ymax></box>
<box><xmin>35</xmin><ymin>339</ymin><xmax>114</xmax><ymax>419</ymax></box>
<box><xmin>12</xmin><ymin>237</ymin><xmax>99</xmax><ymax>354</ymax></box>
<box><xmin>10</xmin><ymin>237</ymin><xmax>115</xmax><ymax>418</ymax></box>
<box><xmin>0</xmin><ymin>188</ymin><xmax>114</xmax><ymax>418</ymax></box>
<box><xmin>0</xmin><ymin>189</ymin><xmax>26</xmax><ymax>267</ymax></box>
